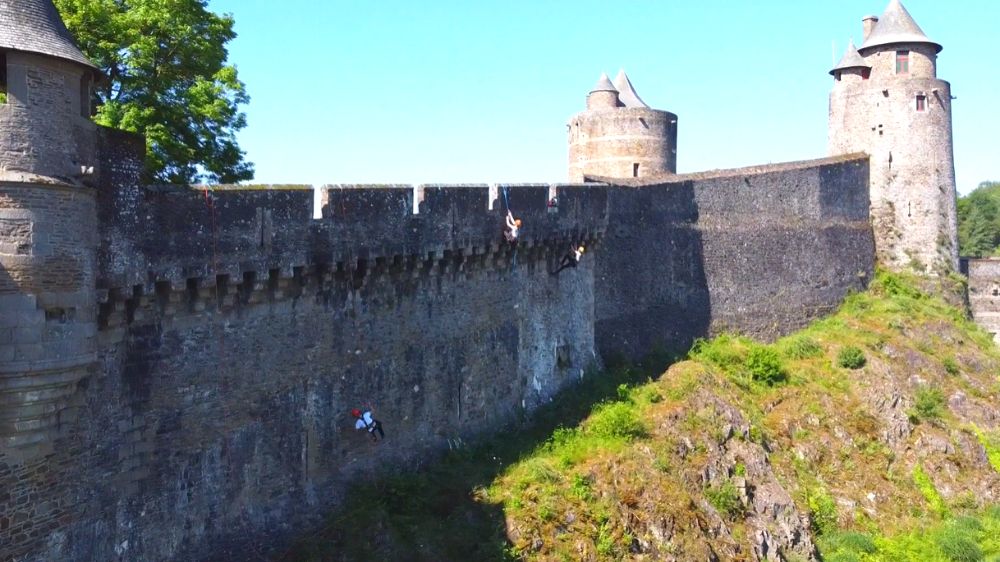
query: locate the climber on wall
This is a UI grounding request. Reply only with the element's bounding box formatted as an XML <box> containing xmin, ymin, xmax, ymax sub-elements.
<box><xmin>504</xmin><ymin>210</ymin><xmax>521</xmax><ymax>246</ymax></box>
<box><xmin>552</xmin><ymin>245</ymin><xmax>586</xmax><ymax>275</ymax></box>
<box><xmin>352</xmin><ymin>408</ymin><xmax>384</xmax><ymax>442</ymax></box>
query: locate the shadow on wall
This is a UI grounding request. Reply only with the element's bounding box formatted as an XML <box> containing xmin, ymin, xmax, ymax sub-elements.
<box><xmin>594</xmin><ymin>181</ymin><xmax>710</xmax><ymax>361</ymax></box>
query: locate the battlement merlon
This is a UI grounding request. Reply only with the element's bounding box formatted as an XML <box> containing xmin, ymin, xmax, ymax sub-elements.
<box><xmin>95</xmin><ymin>182</ymin><xmax>609</xmax><ymax>305</ymax></box>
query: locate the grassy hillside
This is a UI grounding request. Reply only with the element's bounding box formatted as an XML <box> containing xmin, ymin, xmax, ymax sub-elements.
<box><xmin>280</xmin><ymin>271</ymin><xmax>1000</xmax><ymax>561</ymax></box>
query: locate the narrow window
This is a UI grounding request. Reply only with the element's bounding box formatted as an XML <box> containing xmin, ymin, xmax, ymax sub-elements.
<box><xmin>896</xmin><ymin>50</ymin><xmax>909</xmax><ymax>74</ymax></box>
<box><xmin>862</xmin><ymin>68</ymin><xmax>871</xmax><ymax>80</ymax></box>
<box><xmin>0</xmin><ymin>51</ymin><xmax>7</xmax><ymax>104</ymax></box>
<box><xmin>916</xmin><ymin>94</ymin><xmax>927</xmax><ymax>112</ymax></box>
<box><xmin>79</xmin><ymin>73</ymin><xmax>91</xmax><ymax>117</ymax></box>
<box><xmin>835</xmin><ymin>71</ymin><xmax>842</xmax><ymax>82</ymax></box>
<box><xmin>632</xmin><ymin>163</ymin><xmax>639</xmax><ymax>177</ymax></box>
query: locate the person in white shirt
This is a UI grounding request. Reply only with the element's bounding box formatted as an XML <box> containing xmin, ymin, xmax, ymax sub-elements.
<box><xmin>352</xmin><ymin>408</ymin><xmax>384</xmax><ymax>442</ymax></box>
<box><xmin>553</xmin><ymin>245</ymin><xmax>585</xmax><ymax>274</ymax></box>
<box><xmin>504</xmin><ymin>210</ymin><xmax>521</xmax><ymax>245</ymax></box>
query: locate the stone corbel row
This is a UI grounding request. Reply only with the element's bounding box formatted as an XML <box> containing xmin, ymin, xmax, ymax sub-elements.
<box><xmin>96</xmin><ymin>231</ymin><xmax>603</xmax><ymax>330</ymax></box>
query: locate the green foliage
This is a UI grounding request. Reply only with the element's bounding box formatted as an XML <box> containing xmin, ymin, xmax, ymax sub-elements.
<box><xmin>971</xmin><ymin>426</ymin><xmax>1000</xmax><ymax>473</ymax></box>
<box><xmin>818</xmin><ymin>510</ymin><xmax>1000</xmax><ymax>562</ymax></box>
<box><xmin>781</xmin><ymin>335</ymin><xmax>824</xmax><ymax>359</ymax></box>
<box><xmin>55</xmin><ymin>0</ymin><xmax>253</xmax><ymax>184</ymax></box>
<box><xmin>689</xmin><ymin>334</ymin><xmax>747</xmax><ymax>372</ymax></box>
<box><xmin>913</xmin><ymin>463</ymin><xmax>951</xmax><ymax>518</ymax></box>
<box><xmin>836</xmin><ymin>346</ymin><xmax>867</xmax><ymax>370</ymax></box>
<box><xmin>943</xmin><ymin>357</ymin><xmax>961</xmax><ymax>376</ymax></box>
<box><xmin>705</xmin><ymin>480</ymin><xmax>744</xmax><ymax>519</ymax></box>
<box><xmin>910</xmin><ymin>386</ymin><xmax>947</xmax><ymax>424</ymax></box>
<box><xmin>817</xmin><ymin>531</ymin><xmax>877</xmax><ymax>562</ymax></box>
<box><xmin>871</xmin><ymin>269</ymin><xmax>926</xmax><ymax>300</ymax></box>
<box><xmin>957</xmin><ymin>182</ymin><xmax>1000</xmax><ymax>258</ymax></box>
<box><xmin>586</xmin><ymin>401</ymin><xmax>646</xmax><ymax>440</ymax></box>
<box><xmin>0</xmin><ymin>91</ymin><xmax>7</xmax><ymax>104</ymax></box>
<box><xmin>807</xmin><ymin>487</ymin><xmax>839</xmax><ymax>535</ymax></box>
<box><xmin>745</xmin><ymin>344</ymin><xmax>787</xmax><ymax>385</ymax></box>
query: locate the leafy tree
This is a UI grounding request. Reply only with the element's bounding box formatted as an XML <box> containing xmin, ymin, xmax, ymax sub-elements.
<box><xmin>957</xmin><ymin>181</ymin><xmax>1000</xmax><ymax>257</ymax></box>
<box><xmin>55</xmin><ymin>0</ymin><xmax>253</xmax><ymax>184</ymax></box>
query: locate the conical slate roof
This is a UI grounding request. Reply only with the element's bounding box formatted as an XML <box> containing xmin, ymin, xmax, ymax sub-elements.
<box><xmin>859</xmin><ymin>0</ymin><xmax>941</xmax><ymax>54</ymax></box>
<box><xmin>612</xmin><ymin>69</ymin><xmax>649</xmax><ymax>108</ymax></box>
<box><xmin>0</xmin><ymin>0</ymin><xmax>96</xmax><ymax>69</ymax></box>
<box><xmin>590</xmin><ymin>72</ymin><xmax>618</xmax><ymax>93</ymax></box>
<box><xmin>829</xmin><ymin>40</ymin><xmax>870</xmax><ymax>75</ymax></box>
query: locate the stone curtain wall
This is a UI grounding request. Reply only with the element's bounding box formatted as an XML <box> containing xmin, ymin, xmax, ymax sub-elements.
<box><xmin>962</xmin><ymin>258</ymin><xmax>1000</xmax><ymax>343</ymax></box>
<box><xmin>1</xmin><ymin>154</ymin><xmax>876</xmax><ymax>561</ymax></box>
<box><xmin>1</xmin><ymin>182</ymin><xmax>607</xmax><ymax>561</ymax></box>
<box><xmin>594</xmin><ymin>155</ymin><xmax>876</xmax><ymax>360</ymax></box>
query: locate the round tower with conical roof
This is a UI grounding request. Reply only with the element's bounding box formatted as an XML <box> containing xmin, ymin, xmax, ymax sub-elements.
<box><xmin>0</xmin><ymin>0</ymin><xmax>102</xmax><ymax>458</ymax></box>
<box><xmin>828</xmin><ymin>0</ymin><xmax>958</xmax><ymax>273</ymax></box>
<box><xmin>568</xmin><ymin>69</ymin><xmax>677</xmax><ymax>182</ymax></box>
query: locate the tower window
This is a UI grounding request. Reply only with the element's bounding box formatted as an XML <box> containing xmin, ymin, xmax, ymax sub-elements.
<box><xmin>916</xmin><ymin>94</ymin><xmax>927</xmax><ymax>112</ymax></box>
<box><xmin>632</xmin><ymin>163</ymin><xmax>639</xmax><ymax>177</ymax></box>
<box><xmin>0</xmin><ymin>52</ymin><xmax>7</xmax><ymax>104</ymax></box>
<box><xmin>835</xmin><ymin>71</ymin><xmax>842</xmax><ymax>82</ymax></box>
<box><xmin>896</xmin><ymin>50</ymin><xmax>909</xmax><ymax>74</ymax></box>
<box><xmin>862</xmin><ymin>68</ymin><xmax>871</xmax><ymax>80</ymax></box>
<box><xmin>79</xmin><ymin>73</ymin><xmax>92</xmax><ymax>117</ymax></box>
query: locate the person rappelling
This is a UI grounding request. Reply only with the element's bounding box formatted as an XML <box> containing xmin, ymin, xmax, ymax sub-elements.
<box><xmin>552</xmin><ymin>244</ymin><xmax>585</xmax><ymax>274</ymax></box>
<box><xmin>352</xmin><ymin>408</ymin><xmax>384</xmax><ymax>442</ymax></box>
<box><xmin>504</xmin><ymin>210</ymin><xmax>521</xmax><ymax>246</ymax></box>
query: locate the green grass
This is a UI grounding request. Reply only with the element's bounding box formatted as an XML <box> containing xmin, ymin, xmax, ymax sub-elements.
<box><xmin>818</xmin><ymin>509</ymin><xmax>1000</xmax><ymax>562</ymax></box>
<box><xmin>779</xmin><ymin>335</ymin><xmax>825</xmax><ymax>359</ymax></box>
<box><xmin>913</xmin><ymin>463</ymin><xmax>951</xmax><ymax>518</ymax></box>
<box><xmin>910</xmin><ymin>386</ymin><xmax>947</xmax><ymax>424</ymax></box>
<box><xmin>970</xmin><ymin>426</ymin><xmax>1000</xmax><ymax>473</ymax></box>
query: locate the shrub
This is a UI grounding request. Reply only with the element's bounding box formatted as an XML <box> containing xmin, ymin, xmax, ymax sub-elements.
<box><xmin>936</xmin><ymin>525</ymin><xmax>984</xmax><ymax>562</ymax></box>
<box><xmin>873</xmin><ymin>269</ymin><xmax>925</xmax><ymax>299</ymax></box>
<box><xmin>943</xmin><ymin>356</ymin><xmax>961</xmax><ymax>376</ymax></box>
<box><xmin>836</xmin><ymin>346</ymin><xmax>867</xmax><ymax>369</ymax></box>
<box><xmin>781</xmin><ymin>335</ymin><xmax>824</xmax><ymax>359</ymax></box>
<box><xmin>587</xmin><ymin>402</ymin><xmax>646</xmax><ymax>440</ymax></box>
<box><xmin>689</xmin><ymin>334</ymin><xmax>746</xmax><ymax>372</ymax></box>
<box><xmin>909</xmin><ymin>386</ymin><xmax>947</xmax><ymax>424</ymax></box>
<box><xmin>817</xmin><ymin>531</ymin><xmax>877</xmax><ymax>562</ymax></box>
<box><xmin>745</xmin><ymin>345</ymin><xmax>787</xmax><ymax>385</ymax></box>
<box><xmin>807</xmin><ymin>487</ymin><xmax>839</xmax><ymax>535</ymax></box>
<box><xmin>705</xmin><ymin>480</ymin><xmax>744</xmax><ymax>519</ymax></box>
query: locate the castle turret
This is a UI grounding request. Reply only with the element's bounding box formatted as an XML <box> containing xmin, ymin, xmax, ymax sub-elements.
<box><xmin>828</xmin><ymin>0</ymin><xmax>957</xmax><ymax>273</ymax></box>
<box><xmin>0</xmin><ymin>0</ymin><xmax>102</xmax><ymax>458</ymax></box>
<box><xmin>568</xmin><ymin>69</ymin><xmax>677</xmax><ymax>182</ymax></box>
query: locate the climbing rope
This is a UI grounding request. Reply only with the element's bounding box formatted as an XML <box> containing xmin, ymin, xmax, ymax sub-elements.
<box><xmin>501</xmin><ymin>185</ymin><xmax>518</xmax><ymax>268</ymax></box>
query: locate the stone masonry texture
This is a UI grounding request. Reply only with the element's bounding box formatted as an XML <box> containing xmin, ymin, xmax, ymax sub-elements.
<box><xmin>2</xmin><ymin>2</ymin><xmax>962</xmax><ymax>560</ymax></box>
<box><xmin>0</xmin><ymin>144</ymin><xmax>876</xmax><ymax>561</ymax></box>
<box><xmin>962</xmin><ymin>258</ymin><xmax>1000</xmax><ymax>344</ymax></box>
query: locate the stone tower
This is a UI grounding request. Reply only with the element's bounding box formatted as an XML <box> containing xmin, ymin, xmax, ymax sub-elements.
<box><xmin>0</xmin><ymin>0</ymin><xmax>102</xmax><ymax>458</ymax></box>
<box><xmin>568</xmin><ymin>69</ymin><xmax>678</xmax><ymax>182</ymax></box>
<box><xmin>828</xmin><ymin>0</ymin><xmax>958</xmax><ymax>273</ymax></box>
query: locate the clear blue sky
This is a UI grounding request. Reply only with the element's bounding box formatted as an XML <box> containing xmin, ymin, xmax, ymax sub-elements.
<box><xmin>207</xmin><ymin>0</ymin><xmax>997</xmax><ymax>194</ymax></box>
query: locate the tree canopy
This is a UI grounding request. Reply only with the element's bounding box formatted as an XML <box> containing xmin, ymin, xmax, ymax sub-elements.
<box><xmin>55</xmin><ymin>0</ymin><xmax>253</xmax><ymax>184</ymax></box>
<box><xmin>957</xmin><ymin>181</ymin><xmax>1000</xmax><ymax>258</ymax></box>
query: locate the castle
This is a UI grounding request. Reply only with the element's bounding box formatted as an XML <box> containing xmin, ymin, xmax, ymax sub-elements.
<box><xmin>0</xmin><ymin>1</ymin><xmax>982</xmax><ymax>560</ymax></box>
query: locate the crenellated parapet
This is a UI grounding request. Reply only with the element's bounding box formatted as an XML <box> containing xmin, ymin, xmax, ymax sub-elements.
<box><xmin>93</xmin><ymin>182</ymin><xmax>608</xmax><ymax>332</ymax></box>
